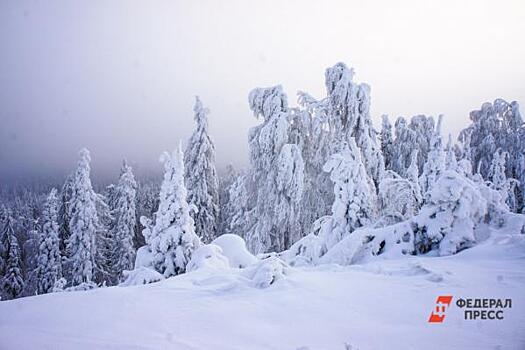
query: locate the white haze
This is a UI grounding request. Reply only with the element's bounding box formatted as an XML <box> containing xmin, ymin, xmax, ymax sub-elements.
<box><xmin>0</xmin><ymin>0</ymin><xmax>524</xmax><ymax>180</ymax></box>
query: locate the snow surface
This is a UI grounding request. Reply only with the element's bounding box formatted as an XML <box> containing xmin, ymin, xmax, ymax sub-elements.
<box><xmin>1</xmin><ymin>230</ymin><xmax>524</xmax><ymax>350</ymax></box>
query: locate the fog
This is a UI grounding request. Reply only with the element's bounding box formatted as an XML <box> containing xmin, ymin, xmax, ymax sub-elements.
<box><xmin>1</xmin><ymin>0</ymin><xmax>524</xmax><ymax>182</ymax></box>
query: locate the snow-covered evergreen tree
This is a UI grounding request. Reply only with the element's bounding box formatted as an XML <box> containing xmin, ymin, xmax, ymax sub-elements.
<box><xmin>380</xmin><ymin>115</ymin><xmax>394</xmax><ymax>170</ymax></box>
<box><xmin>94</xmin><ymin>192</ymin><xmax>114</xmax><ymax>284</ymax></box>
<box><xmin>488</xmin><ymin>149</ymin><xmax>519</xmax><ymax>211</ymax></box>
<box><xmin>326</xmin><ymin>138</ymin><xmax>376</xmax><ymax>238</ymax></box>
<box><xmin>58</xmin><ymin>173</ymin><xmax>74</xmax><ymax>258</ymax></box>
<box><xmin>286</xmin><ymin>138</ymin><xmax>377</xmax><ymax>263</ymax></box>
<box><xmin>66</xmin><ymin>148</ymin><xmax>99</xmax><ymax>286</ymax></box>
<box><xmin>224</xmin><ymin>173</ymin><xmax>252</xmax><ymax>238</ymax></box>
<box><xmin>274</xmin><ymin>143</ymin><xmax>305</xmax><ymax>249</ymax></box>
<box><xmin>415</xmin><ymin>170</ymin><xmax>487</xmax><ymax>255</ymax></box>
<box><xmin>245</xmin><ymin>85</ymin><xmax>305</xmax><ymax>253</ymax></box>
<box><xmin>407</xmin><ymin>149</ymin><xmax>422</xmax><ymax>207</ymax></box>
<box><xmin>324</xmin><ymin>62</ymin><xmax>384</xmax><ymax>187</ymax></box>
<box><xmin>112</xmin><ymin>161</ymin><xmax>137</xmax><ymax>280</ymax></box>
<box><xmin>184</xmin><ymin>96</ymin><xmax>220</xmax><ymax>243</ymax></box>
<box><xmin>1</xmin><ymin>214</ymin><xmax>24</xmax><ymax>299</ymax></box>
<box><xmin>378</xmin><ymin>170</ymin><xmax>420</xmax><ymax>224</ymax></box>
<box><xmin>217</xmin><ymin>164</ymin><xmax>237</xmax><ymax>235</ymax></box>
<box><xmin>34</xmin><ymin>188</ymin><xmax>62</xmax><ymax>294</ymax></box>
<box><xmin>459</xmin><ymin>99</ymin><xmax>524</xmax><ymax>211</ymax></box>
<box><xmin>419</xmin><ymin>115</ymin><xmax>445</xmax><ymax>201</ymax></box>
<box><xmin>140</xmin><ymin>146</ymin><xmax>201</xmax><ymax>277</ymax></box>
<box><xmin>445</xmin><ymin>134</ymin><xmax>458</xmax><ymax>171</ymax></box>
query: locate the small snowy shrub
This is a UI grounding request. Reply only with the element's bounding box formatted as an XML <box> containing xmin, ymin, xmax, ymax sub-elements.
<box><xmin>186</xmin><ymin>244</ymin><xmax>230</xmax><ymax>272</ymax></box>
<box><xmin>65</xmin><ymin>281</ymin><xmax>98</xmax><ymax>292</ymax></box>
<box><xmin>243</xmin><ymin>257</ymin><xmax>289</xmax><ymax>288</ymax></box>
<box><xmin>415</xmin><ymin>171</ymin><xmax>487</xmax><ymax>255</ymax></box>
<box><xmin>120</xmin><ymin>267</ymin><xmax>165</xmax><ymax>286</ymax></box>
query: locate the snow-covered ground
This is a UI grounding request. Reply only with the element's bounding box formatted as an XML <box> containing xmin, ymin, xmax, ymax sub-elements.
<box><xmin>1</xmin><ymin>231</ymin><xmax>524</xmax><ymax>350</ymax></box>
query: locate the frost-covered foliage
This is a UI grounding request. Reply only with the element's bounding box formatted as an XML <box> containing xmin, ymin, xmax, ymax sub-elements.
<box><xmin>184</xmin><ymin>97</ymin><xmax>220</xmax><ymax>243</ymax></box>
<box><xmin>111</xmin><ymin>161</ymin><xmax>138</xmax><ymax>281</ymax></box>
<box><xmin>285</xmin><ymin>138</ymin><xmax>376</xmax><ymax>263</ymax></box>
<box><xmin>323</xmin><ymin>139</ymin><xmax>376</xmax><ymax>241</ymax></box>
<box><xmin>223</xmin><ymin>173</ymin><xmax>252</xmax><ymax>237</ymax></box>
<box><xmin>287</xmin><ymin>170</ymin><xmax>496</xmax><ymax>266</ymax></box>
<box><xmin>487</xmin><ymin>150</ymin><xmax>519</xmax><ymax>212</ymax></box>
<box><xmin>217</xmin><ymin>165</ymin><xmax>237</xmax><ymax>235</ymax></box>
<box><xmin>245</xmin><ymin>85</ymin><xmax>305</xmax><ymax>253</ymax></box>
<box><xmin>1</xmin><ymin>214</ymin><xmax>25</xmax><ymax>299</ymax></box>
<box><xmin>274</xmin><ymin>144</ymin><xmax>304</xmax><ymax>248</ymax></box>
<box><xmin>380</xmin><ymin>115</ymin><xmax>394</xmax><ymax>170</ymax></box>
<box><xmin>58</xmin><ymin>173</ymin><xmax>74</xmax><ymax>257</ymax></box>
<box><xmin>140</xmin><ymin>146</ymin><xmax>201</xmax><ymax>277</ymax></box>
<box><xmin>415</xmin><ymin>171</ymin><xmax>487</xmax><ymax>255</ymax></box>
<box><xmin>94</xmin><ymin>192</ymin><xmax>114</xmax><ymax>285</ymax></box>
<box><xmin>390</xmin><ymin>115</ymin><xmax>435</xmax><ymax>176</ymax></box>
<box><xmin>324</xmin><ymin>63</ymin><xmax>384</xmax><ymax>187</ymax></box>
<box><xmin>34</xmin><ymin>188</ymin><xmax>62</xmax><ymax>294</ymax></box>
<box><xmin>459</xmin><ymin>99</ymin><xmax>524</xmax><ymax>212</ymax></box>
<box><xmin>445</xmin><ymin>134</ymin><xmax>458</xmax><ymax>171</ymax></box>
<box><xmin>378</xmin><ymin>170</ymin><xmax>420</xmax><ymax>224</ymax></box>
<box><xmin>66</xmin><ymin>149</ymin><xmax>100</xmax><ymax>286</ymax></box>
<box><xmin>419</xmin><ymin>115</ymin><xmax>445</xmax><ymax>201</ymax></box>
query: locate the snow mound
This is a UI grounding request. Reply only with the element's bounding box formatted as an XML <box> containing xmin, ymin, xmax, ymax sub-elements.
<box><xmin>186</xmin><ymin>244</ymin><xmax>230</xmax><ymax>272</ymax></box>
<box><xmin>212</xmin><ymin>234</ymin><xmax>257</xmax><ymax>268</ymax></box>
<box><xmin>242</xmin><ymin>257</ymin><xmax>290</xmax><ymax>288</ymax></box>
<box><xmin>120</xmin><ymin>267</ymin><xmax>165</xmax><ymax>286</ymax></box>
<box><xmin>134</xmin><ymin>246</ymin><xmax>154</xmax><ymax>269</ymax></box>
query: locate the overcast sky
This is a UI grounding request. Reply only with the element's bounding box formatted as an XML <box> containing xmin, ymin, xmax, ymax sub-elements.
<box><xmin>1</xmin><ymin>0</ymin><xmax>524</xmax><ymax>182</ymax></box>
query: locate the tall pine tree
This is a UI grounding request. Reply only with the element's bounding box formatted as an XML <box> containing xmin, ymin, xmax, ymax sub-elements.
<box><xmin>141</xmin><ymin>146</ymin><xmax>201</xmax><ymax>277</ymax></box>
<box><xmin>66</xmin><ymin>148</ymin><xmax>99</xmax><ymax>286</ymax></box>
<box><xmin>34</xmin><ymin>188</ymin><xmax>62</xmax><ymax>294</ymax></box>
<box><xmin>184</xmin><ymin>97</ymin><xmax>220</xmax><ymax>243</ymax></box>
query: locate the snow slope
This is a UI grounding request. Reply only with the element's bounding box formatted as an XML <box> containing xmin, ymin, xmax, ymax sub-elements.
<box><xmin>1</xmin><ymin>232</ymin><xmax>524</xmax><ymax>350</ymax></box>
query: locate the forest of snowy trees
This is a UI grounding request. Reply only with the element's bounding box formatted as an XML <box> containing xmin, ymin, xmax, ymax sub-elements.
<box><xmin>1</xmin><ymin>62</ymin><xmax>524</xmax><ymax>300</ymax></box>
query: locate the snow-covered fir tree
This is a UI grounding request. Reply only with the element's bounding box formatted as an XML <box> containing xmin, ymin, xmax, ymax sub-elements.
<box><xmin>94</xmin><ymin>192</ymin><xmax>114</xmax><ymax>284</ymax></box>
<box><xmin>324</xmin><ymin>62</ymin><xmax>384</xmax><ymax>187</ymax></box>
<box><xmin>184</xmin><ymin>96</ymin><xmax>220</xmax><ymax>243</ymax></box>
<box><xmin>459</xmin><ymin>99</ymin><xmax>524</xmax><ymax>211</ymax></box>
<box><xmin>66</xmin><ymin>148</ymin><xmax>100</xmax><ymax>286</ymax></box>
<box><xmin>217</xmin><ymin>164</ymin><xmax>237</xmax><ymax>235</ymax></box>
<box><xmin>415</xmin><ymin>170</ymin><xmax>487</xmax><ymax>256</ymax></box>
<box><xmin>445</xmin><ymin>134</ymin><xmax>458</xmax><ymax>171</ymax></box>
<box><xmin>380</xmin><ymin>115</ymin><xmax>394</xmax><ymax>170</ymax></box>
<box><xmin>1</xmin><ymin>214</ymin><xmax>24</xmax><ymax>299</ymax></box>
<box><xmin>58</xmin><ymin>173</ymin><xmax>74</xmax><ymax>258</ymax></box>
<box><xmin>34</xmin><ymin>188</ymin><xmax>62</xmax><ymax>294</ymax></box>
<box><xmin>112</xmin><ymin>161</ymin><xmax>137</xmax><ymax>280</ymax></box>
<box><xmin>488</xmin><ymin>149</ymin><xmax>519</xmax><ymax>211</ymax></box>
<box><xmin>224</xmin><ymin>173</ymin><xmax>252</xmax><ymax>238</ymax></box>
<box><xmin>274</xmin><ymin>143</ymin><xmax>305</xmax><ymax>249</ymax></box>
<box><xmin>378</xmin><ymin>170</ymin><xmax>420</xmax><ymax>224</ymax></box>
<box><xmin>419</xmin><ymin>115</ymin><xmax>445</xmax><ymax>201</ymax></box>
<box><xmin>140</xmin><ymin>146</ymin><xmax>201</xmax><ymax>277</ymax></box>
<box><xmin>318</xmin><ymin>138</ymin><xmax>376</xmax><ymax>249</ymax></box>
<box><xmin>245</xmin><ymin>85</ymin><xmax>305</xmax><ymax>253</ymax></box>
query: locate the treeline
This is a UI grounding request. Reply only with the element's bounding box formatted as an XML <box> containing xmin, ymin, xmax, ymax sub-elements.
<box><xmin>1</xmin><ymin>62</ymin><xmax>524</xmax><ymax>300</ymax></box>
